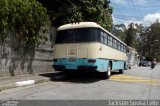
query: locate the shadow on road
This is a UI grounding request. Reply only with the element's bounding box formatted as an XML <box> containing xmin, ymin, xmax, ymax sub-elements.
<box><xmin>39</xmin><ymin>71</ymin><xmax>121</xmax><ymax>84</ymax></box>
<box><xmin>39</xmin><ymin>71</ymin><xmax>102</xmax><ymax>84</ymax></box>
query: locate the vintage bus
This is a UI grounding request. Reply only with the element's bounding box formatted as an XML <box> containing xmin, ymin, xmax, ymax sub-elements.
<box><xmin>53</xmin><ymin>22</ymin><xmax>128</xmax><ymax>79</ymax></box>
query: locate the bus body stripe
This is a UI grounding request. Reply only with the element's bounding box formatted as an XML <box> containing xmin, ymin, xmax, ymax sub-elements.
<box><xmin>53</xmin><ymin>58</ymin><xmax>125</xmax><ymax>72</ymax></box>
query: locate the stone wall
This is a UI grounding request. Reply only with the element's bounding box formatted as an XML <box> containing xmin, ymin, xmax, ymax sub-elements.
<box><xmin>0</xmin><ymin>43</ymin><xmax>54</xmax><ymax>77</ymax></box>
<box><xmin>0</xmin><ymin>26</ymin><xmax>56</xmax><ymax>77</ymax></box>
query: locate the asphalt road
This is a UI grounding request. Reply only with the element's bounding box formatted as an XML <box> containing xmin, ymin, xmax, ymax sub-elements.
<box><xmin>0</xmin><ymin>64</ymin><xmax>160</xmax><ymax>100</ymax></box>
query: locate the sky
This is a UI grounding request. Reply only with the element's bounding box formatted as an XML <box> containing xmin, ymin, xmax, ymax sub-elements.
<box><xmin>110</xmin><ymin>0</ymin><xmax>160</xmax><ymax>26</ymax></box>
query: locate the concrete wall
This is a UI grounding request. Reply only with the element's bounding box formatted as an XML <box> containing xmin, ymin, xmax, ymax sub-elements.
<box><xmin>0</xmin><ymin>26</ymin><xmax>56</xmax><ymax>77</ymax></box>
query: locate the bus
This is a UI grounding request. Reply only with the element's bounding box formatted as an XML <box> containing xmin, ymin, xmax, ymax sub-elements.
<box><xmin>53</xmin><ymin>22</ymin><xmax>128</xmax><ymax>79</ymax></box>
<box><xmin>127</xmin><ymin>46</ymin><xmax>139</xmax><ymax>69</ymax></box>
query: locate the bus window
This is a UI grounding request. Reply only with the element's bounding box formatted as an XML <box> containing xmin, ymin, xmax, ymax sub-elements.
<box><xmin>100</xmin><ymin>36</ymin><xmax>103</xmax><ymax>43</ymax></box>
<box><xmin>117</xmin><ymin>41</ymin><xmax>120</xmax><ymax>50</ymax></box>
<box><xmin>56</xmin><ymin>28</ymin><xmax>99</xmax><ymax>44</ymax></box>
<box><xmin>76</xmin><ymin>28</ymin><xmax>99</xmax><ymax>42</ymax></box>
<box><xmin>108</xmin><ymin>35</ymin><xmax>112</xmax><ymax>46</ymax></box>
<box><xmin>101</xmin><ymin>31</ymin><xmax>104</xmax><ymax>36</ymax></box>
<box><xmin>104</xmin><ymin>37</ymin><xmax>107</xmax><ymax>45</ymax></box>
<box><xmin>107</xmin><ymin>35</ymin><xmax>110</xmax><ymax>46</ymax></box>
<box><xmin>124</xmin><ymin>46</ymin><xmax>127</xmax><ymax>53</ymax></box>
<box><xmin>123</xmin><ymin>45</ymin><xmax>125</xmax><ymax>52</ymax></box>
<box><xmin>100</xmin><ymin>30</ymin><xmax>108</xmax><ymax>44</ymax></box>
<box><xmin>113</xmin><ymin>38</ymin><xmax>116</xmax><ymax>48</ymax></box>
<box><xmin>121</xmin><ymin>44</ymin><xmax>123</xmax><ymax>51</ymax></box>
<box><xmin>110</xmin><ymin>36</ymin><xmax>112</xmax><ymax>46</ymax></box>
<box><xmin>56</xmin><ymin>29</ymin><xmax>74</xmax><ymax>43</ymax></box>
<box><xmin>104</xmin><ymin>33</ymin><xmax>108</xmax><ymax>44</ymax></box>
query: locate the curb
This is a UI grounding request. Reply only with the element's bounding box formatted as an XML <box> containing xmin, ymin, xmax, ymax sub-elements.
<box><xmin>0</xmin><ymin>78</ymin><xmax>50</xmax><ymax>92</ymax></box>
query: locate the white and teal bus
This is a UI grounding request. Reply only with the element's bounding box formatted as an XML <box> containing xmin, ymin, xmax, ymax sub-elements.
<box><xmin>53</xmin><ymin>22</ymin><xmax>128</xmax><ymax>79</ymax></box>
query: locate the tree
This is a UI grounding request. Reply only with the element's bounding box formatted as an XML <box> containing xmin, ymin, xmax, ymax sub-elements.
<box><xmin>37</xmin><ymin>0</ymin><xmax>113</xmax><ymax>31</ymax></box>
<box><xmin>134</xmin><ymin>24</ymin><xmax>148</xmax><ymax>57</ymax></box>
<box><xmin>0</xmin><ymin>0</ymin><xmax>9</xmax><ymax>43</ymax></box>
<box><xmin>0</xmin><ymin>0</ymin><xmax>49</xmax><ymax>75</ymax></box>
<box><xmin>7</xmin><ymin>0</ymin><xmax>49</xmax><ymax>48</ymax></box>
<box><xmin>145</xmin><ymin>20</ymin><xmax>160</xmax><ymax>60</ymax></box>
<box><xmin>134</xmin><ymin>20</ymin><xmax>160</xmax><ymax>61</ymax></box>
<box><xmin>80</xmin><ymin>0</ymin><xmax>113</xmax><ymax>30</ymax></box>
<box><xmin>125</xmin><ymin>23</ymin><xmax>136</xmax><ymax>47</ymax></box>
<box><xmin>113</xmin><ymin>24</ymin><xmax>127</xmax><ymax>41</ymax></box>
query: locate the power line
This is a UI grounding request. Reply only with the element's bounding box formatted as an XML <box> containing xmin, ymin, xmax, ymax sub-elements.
<box><xmin>130</xmin><ymin>0</ymin><xmax>143</xmax><ymax>20</ymax></box>
<box><xmin>114</xmin><ymin>14</ymin><xmax>142</xmax><ymax>20</ymax></box>
<box><xmin>113</xmin><ymin>3</ymin><xmax>125</xmax><ymax>23</ymax></box>
<box><xmin>136</xmin><ymin>0</ymin><xmax>143</xmax><ymax>20</ymax></box>
<box><xmin>114</xmin><ymin>15</ymin><xmax>142</xmax><ymax>21</ymax></box>
<box><xmin>114</xmin><ymin>15</ymin><xmax>154</xmax><ymax>23</ymax></box>
<box><xmin>126</xmin><ymin>0</ymin><xmax>140</xmax><ymax>20</ymax></box>
<box><xmin>113</xmin><ymin>5</ymin><xmax>160</xmax><ymax>9</ymax></box>
<box><xmin>135</xmin><ymin>3</ymin><xmax>160</xmax><ymax>8</ymax></box>
<box><xmin>111</xmin><ymin>0</ymin><xmax>160</xmax><ymax>24</ymax></box>
<box><xmin>114</xmin><ymin>16</ymin><xmax>138</xmax><ymax>21</ymax></box>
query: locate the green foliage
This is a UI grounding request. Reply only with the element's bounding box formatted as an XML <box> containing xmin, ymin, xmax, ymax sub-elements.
<box><xmin>8</xmin><ymin>0</ymin><xmax>49</xmax><ymax>48</ymax></box>
<box><xmin>134</xmin><ymin>24</ymin><xmax>147</xmax><ymax>56</ymax></box>
<box><xmin>125</xmin><ymin>23</ymin><xmax>136</xmax><ymax>47</ymax></box>
<box><xmin>114</xmin><ymin>23</ymin><xmax>138</xmax><ymax>48</ymax></box>
<box><xmin>145</xmin><ymin>20</ymin><xmax>160</xmax><ymax>60</ymax></box>
<box><xmin>113</xmin><ymin>24</ymin><xmax>127</xmax><ymax>41</ymax></box>
<box><xmin>79</xmin><ymin>0</ymin><xmax>113</xmax><ymax>31</ymax></box>
<box><xmin>0</xmin><ymin>0</ymin><xmax>9</xmax><ymax>42</ymax></box>
<box><xmin>38</xmin><ymin>0</ymin><xmax>113</xmax><ymax>31</ymax></box>
<box><xmin>0</xmin><ymin>0</ymin><xmax>49</xmax><ymax>49</ymax></box>
<box><xmin>131</xmin><ymin>21</ymin><xmax>160</xmax><ymax>61</ymax></box>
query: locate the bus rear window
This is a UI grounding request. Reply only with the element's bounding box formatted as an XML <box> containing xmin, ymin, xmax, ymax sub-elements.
<box><xmin>56</xmin><ymin>28</ymin><xmax>99</xmax><ymax>44</ymax></box>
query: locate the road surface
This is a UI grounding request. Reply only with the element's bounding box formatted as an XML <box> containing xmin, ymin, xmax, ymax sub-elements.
<box><xmin>0</xmin><ymin>64</ymin><xmax>160</xmax><ymax>100</ymax></box>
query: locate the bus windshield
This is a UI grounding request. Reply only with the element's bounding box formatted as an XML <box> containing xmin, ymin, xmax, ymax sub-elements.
<box><xmin>56</xmin><ymin>28</ymin><xmax>99</xmax><ymax>44</ymax></box>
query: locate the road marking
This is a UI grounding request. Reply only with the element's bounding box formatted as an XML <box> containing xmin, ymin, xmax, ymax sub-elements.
<box><xmin>109</xmin><ymin>75</ymin><xmax>160</xmax><ymax>87</ymax></box>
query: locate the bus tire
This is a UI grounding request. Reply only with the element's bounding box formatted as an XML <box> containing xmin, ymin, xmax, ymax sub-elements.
<box><xmin>129</xmin><ymin>66</ymin><xmax>131</xmax><ymax>69</ymax></box>
<box><xmin>119</xmin><ymin>69</ymin><xmax>124</xmax><ymax>74</ymax></box>
<box><xmin>101</xmin><ymin>64</ymin><xmax>111</xmax><ymax>79</ymax></box>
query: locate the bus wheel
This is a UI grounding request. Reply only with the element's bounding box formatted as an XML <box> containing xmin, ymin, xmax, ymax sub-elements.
<box><xmin>106</xmin><ymin>65</ymin><xmax>111</xmax><ymax>79</ymax></box>
<box><xmin>101</xmin><ymin>64</ymin><xmax>111</xmax><ymax>79</ymax></box>
<box><xmin>119</xmin><ymin>69</ymin><xmax>124</xmax><ymax>74</ymax></box>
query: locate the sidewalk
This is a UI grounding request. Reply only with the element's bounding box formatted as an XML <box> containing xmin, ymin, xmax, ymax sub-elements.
<box><xmin>0</xmin><ymin>72</ymin><xmax>57</xmax><ymax>92</ymax></box>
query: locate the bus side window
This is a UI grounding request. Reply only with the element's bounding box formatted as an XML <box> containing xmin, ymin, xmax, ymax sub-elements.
<box><xmin>124</xmin><ymin>46</ymin><xmax>127</xmax><ymax>53</ymax></box>
<box><xmin>117</xmin><ymin>41</ymin><xmax>120</xmax><ymax>51</ymax></box>
<box><xmin>103</xmin><ymin>32</ymin><xmax>105</xmax><ymax>44</ymax></box>
<box><xmin>122</xmin><ymin>45</ymin><xmax>124</xmax><ymax>52</ymax></box>
<box><xmin>113</xmin><ymin>38</ymin><xmax>116</xmax><ymax>48</ymax></box>
<box><xmin>126</xmin><ymin>47</ymin><xmax>129</xmax><ymax>53</ymax></box>
<box><xmin>121</xmin><ymin>44</ymin><xmax>123</xmax><ymax>52</ymax></box>
<box><xmin>97</xmin><ymin>29</ymin><xmax>101</xmax><ymax>42</ymax></box>
<box><xmin>108</xmin><ymin>35</ymin><xmax>112</xmax><ymax>46</ymax></box>
<box><xmin>120</xmin><ymin>43</ymin><xmax>123</xmax><ymax>51</ymax></box>
<box><xmin>100</xmin><ymin>36</ymin><xmax>103</xmax><ymax>43</ymax></box>
<box><xmin>100</xmin><ymin>31</ymin><xmax>104</xmax><ymax>43</ymax></box>
<box><xmin>104</xmin><ymin>32</ymin><xmax>108</xmax><ymax>45</ymax></box>
<box><xmin>114</xmin><ymin>40</ymin><xmax>117</xmax><ymax>48</ymax></box>
<box><xmin>123</xmin><ymin>45</ymin><xmax>126</xmax><ymax>52</ymax></box>
<box><xmin>116</xmin><ymin>41</ymin><xmax>119</xmax><ymax>50</ymax></box>
<box><xmin>110</xmin><ymin>36</ymin><xmax>113</xmax><ymax>46</ymax></box>
<box><xmin>107</xmin><ymin>35</ymin><xmax>110</xmax><ymax>46</ymax></box>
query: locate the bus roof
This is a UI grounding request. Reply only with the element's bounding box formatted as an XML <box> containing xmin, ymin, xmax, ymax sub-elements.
<box><xmin>57</xmin><ymin>22</ymin><xmax>127</xmax><ymax>46</ymax></box>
